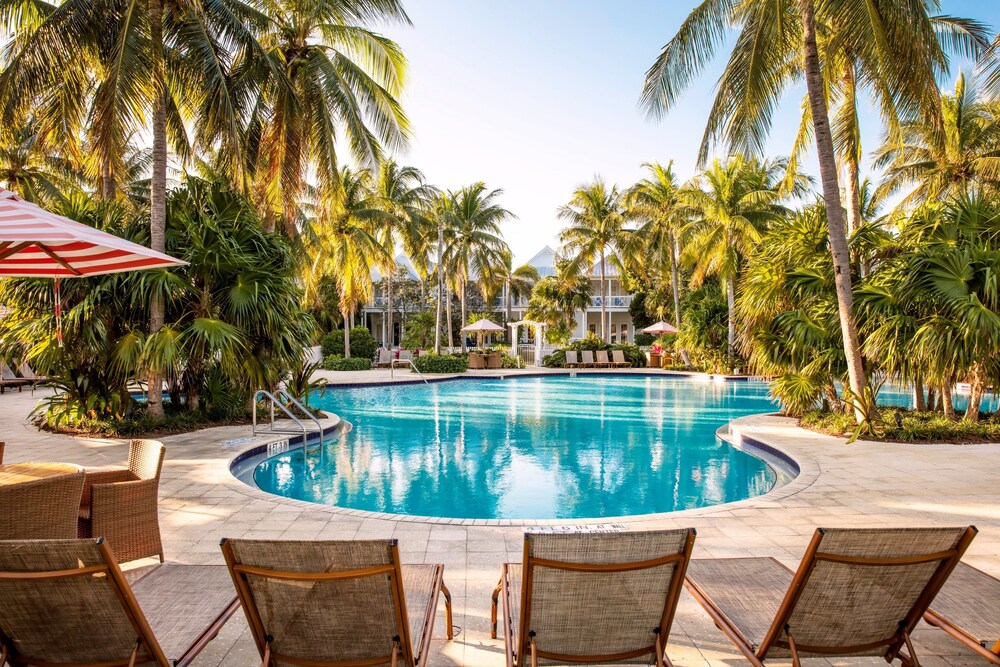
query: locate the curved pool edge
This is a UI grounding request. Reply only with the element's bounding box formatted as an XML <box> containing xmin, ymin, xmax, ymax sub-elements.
<box><xmin>226</xmin><ymin>375</ymin><xmax>814</xmax><ymax>526</ymax></box>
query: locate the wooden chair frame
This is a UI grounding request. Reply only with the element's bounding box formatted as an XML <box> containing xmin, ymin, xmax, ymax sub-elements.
<box><xmin>923</xmin><ymin>563</ymin><xmax>1000</xmax><ymax>666</ymax></box>
<box><xmin>0</xmin><ymin>538</ymin><xmax>236</xmax><ymax>667</ymax></box>
<box><xmin>684</xmin><ymin>526</ymin><xmax>978</xmax><ymax>667</ymax></box>
<box><xmin>491</xmin><ymin>530</ymin><xmax>697</xmax><ymax>667</ymax></box>
<box><xmin>221</xmin><ymin>538</ymin><xmax>453</xmax><ymax>667</ymax></box>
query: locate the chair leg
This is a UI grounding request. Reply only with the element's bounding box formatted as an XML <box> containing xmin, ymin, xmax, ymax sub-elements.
<box><xmin>490</xmin><ymin>578</ymin><xmax>502</xmax><ymax>639</ymax></box>
<box><xmin>901</xmin><ymin>630</ymin><xmax>921</xmax><ymax>667</ymax></box>
<box><xmin>441</xmin><ymin>580</ymin><xmax>454</xmax><ymax>640</ymax></box>
<box><xmin>787</xmin><ymin>627</ymin><xmax>801</xmax><ymax>667</ymax></box>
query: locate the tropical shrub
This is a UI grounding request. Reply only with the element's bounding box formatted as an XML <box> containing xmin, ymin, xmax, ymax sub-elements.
<box><xmin>319</xmin><ymin>327</ymin><xmax>377</xmax><ymax>360</ymax></box>
<box><xmin>402</xmin><ymin>311</ymin><xmax>438</xmax><ymax>349</ymax></box>
<box><xmin>413</xmin><ymin>354</ymin><xmax>468</xmax><ymax>373</ymax></box>
<box><xmin>323</xmin><ymin>355</ymin><xmax>372</xmax><ymax>371</ymax></box>
<box><xmin>801</xmin><ymin>408</ymin><xmax>1000</xmax><ymax>443</ymax></box>
<box><xmin>634</xmin><ymin>332</ymin><xmax>655</xmax><ymax>346</ymax></box>
<box><xmin>320</xmin><ymin>330</ymin><xmax>345</xmax><ymax>357</ymax></box>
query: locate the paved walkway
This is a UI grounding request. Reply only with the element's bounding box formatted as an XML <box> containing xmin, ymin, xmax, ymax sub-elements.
<box><xmin>1</xmin><ymin>373</ymin><xmax>997</xmax><ymax>667</ymax></box>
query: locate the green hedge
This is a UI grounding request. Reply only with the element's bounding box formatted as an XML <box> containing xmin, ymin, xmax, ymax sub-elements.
<box><xmin>634</xmin><ymin>332</ymin><xmax>655</xmax><ymax>346</ymax></box>
<box><xmin>413</xmin><ymin>354</ymin><xmax>468</xmax><ymax>373</ymax></box>
<box><xmin>801</xmin><ymin>407</ymin><xmax>1000</xmax><ymax>443</ymax></box>
<box><xmin>320</xmin><ymin>327</ymin><xmax>378</xmax><ymax>360</ymax></box>
<box><xmin>322</xmin><ymin>355</ymin><xmax>372</xmax><ymax>371</ymax></box>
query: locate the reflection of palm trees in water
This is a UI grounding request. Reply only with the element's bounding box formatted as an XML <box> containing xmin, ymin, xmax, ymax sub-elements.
<box><xmin>262</xmin><ymin>377</ymin><xmax>777</xmax><ymax>518</ymax></box>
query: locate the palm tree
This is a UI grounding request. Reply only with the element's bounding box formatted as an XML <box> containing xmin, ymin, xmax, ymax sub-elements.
<box><xmin>874</xmin><ymin>74</ymin><xmax>1000</xmax><ymax>208</ymax></box>
<box><xmin>558</xmin><ymin>178</ymin><xmax>634</xmax><ymax>341</ymax></box>
<box><xmin>303</xmin><ymin>168</ymin><xmax>389</xmax><ymax>358</ymax></box>
<box><xmin>640</xmin><ymin>0</ymin><xmax>978</xmax><ymax>419</ymax></box>
<box><xmin>0</xmin><ymin>120</ymin><xmax>80</xmax><ymax>204</ymax></box>
<box><xmin>499</xmin><ymin>251</ymin><xmax>540</xmax><ymax>328</ymax></box>
<box><xmin>373</xmin><ymin>160</ymin><xmax>435</xmax><ymax>348</ymax></box>
<box><xmin>440</xmin><ymin>183</ymin><xmax>513</xmax><ymax>352</ymax></box>
<box><xmin>236</xmin><ymin>0</ymin><xmax>411</xmax><ymax>236</ymax></box>
<box><xmin>625</xmin><ymin>161</ymin><xmax>687</xmax><ymax>334</ymax></box>
<box><xmin>526</xmin><ymin>259</ymin><xmax>593</xmax><ymax>340</ymax></box>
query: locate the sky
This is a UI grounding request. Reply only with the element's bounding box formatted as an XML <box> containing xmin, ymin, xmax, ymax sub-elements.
<box><xmin>375</xmin><ymin>0</ymin><xmax>1000</xmax><ymax>264</ymax></box>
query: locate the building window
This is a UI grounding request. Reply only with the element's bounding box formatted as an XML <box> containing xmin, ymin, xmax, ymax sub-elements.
<box><xmin>620</xmin><ymin>323</ymin><xmax>628</xmax><ymax>342</ymax></box>
<box><xmin>588</xmin><ymin>324</ymin><xmax>596</xmax><ymax>335</ymax></box>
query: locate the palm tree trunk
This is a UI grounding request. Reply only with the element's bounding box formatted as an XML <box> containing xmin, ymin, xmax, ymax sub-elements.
<box><xmin>913</xmin><ymin>376</ymin><xmax>926</xmax><ymax>412</ymax></box>
<box><xmin>146</xmin><ymin>0</ymin><xmax>167</xmax><ymax>420</ymax></box>
<box><xmin>726</xmin><ymin>275</ymin><xmax>736</xmax><ymax>361</ymax></box>
<box><xmin>343</xmin><ymin>309</ymin><xmax>351</xmax><ymax>358</ymax></box>
<box><xmin>446</xmin><ymin>285</ymin><xmax>453</xmax><ymax>350</ymax></box>
<box><xmin>460</xmin><ymin>279</ymin><xmax>467</xmax><ymax>352</ymax></box>
<box><xmin>101</xmin><ymin>161</ymin><xmax>116</xmax><ymax>201</ymax></box>
<box><xmin>800</xmin><ymin>0</ymin><xmax>867</xmax><ymax>420</ymax></box>
<box><xmin>435</xmin><ymin>226</ymin><xmax>443</xmax><ymax>354</ymax></box>
<box><xmin>506</xmin><ymin>279</ymin><xmax>513</xmax><ymax>330</ymax></box>
<box><xmin>386</xmin><ymin>270</ymin><xmax>393</xmax><ymax>348</ymax></box>
<box><xmin>964</xmin><ymin>365</ymin><xmax>985</xmax><ymax>422</ymax></box>
<box><xmin>600</xmin><ymin>252</ymin><xmax>607</xmax><ymax>340</ymax></box>
<box><xmin>942</xmin><ymin>381</ymin><xmax>955</xmax><ymax>419</ymax></box>
<box><xmin>672</xmin><ymin>236</ymin><xmax>691</xmax><ymax>366</ymax></box>
<box><xmin>926</xmin><ymin>386</ymin><xmax>936</xmax><ymax>413</ymax></box>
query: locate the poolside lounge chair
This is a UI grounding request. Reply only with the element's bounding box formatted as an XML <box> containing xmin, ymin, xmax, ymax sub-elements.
<box><xmin>565</xmin><ymin>350</ymin><xmax>581</xmax><ymax>368</ymax></box>
<box><xmin>220</xmin><ymin>538</ymin><xmax>454</xmax><ymax>667</ymax></box>
<box><xmin>0</xmin><ymin>361</ymin><xmax>28</xmax><ymax>393</ymax></box>
<box><xmin>78</xmin><ymin>439</ymin><xmax>166</xmax><ymax>563</ymax></box>
<box><xmin>375</xmin><ymin>349</ymin><xmax>393</xmax><ymax>368</ymax></box>
<box><xmin>684</xmin><ymin>526</ymin><xmax>977</xmax><ymax>667</ymax></box>
<box><xmin>490</xmin><ymin>528</ymin><xmax>697</xmax><ymax>667</ymax></box>
<box><xmin>924</xmin><ymin>561</ymin><xmax>1000</xmax><ymax>665</ymax></box>
<box><xmin>17</xmin><ymin>361</ymin><xmax>46</xmax><ymax>391</ymax></box>
<box><xmin>611</xmin><ymin>350</ymin><xmax>631</xmax><ymax>368</ymax></box>
<box><xmin>0</xmin><ymin>538</ymin><xmax>239</xmax><ymax>667</ymax></box>
<box><xmin>398</xmin><ymin>350</ymin><xmax>413</xmax><ymax>362</ymax></box>
<box><xmin>0</xmin><ymin>466</ymin><xmax>84</xmax><ymax>539</ymax></box>
<box><xmin>595</xmin><ymin>350</ymin><xmax>612</xmax><ymax>368</ymax></box>
<box><xmin>580</xmin><ymin>350</ymin><xmax>597</xmax><ymax>368</ymax></box>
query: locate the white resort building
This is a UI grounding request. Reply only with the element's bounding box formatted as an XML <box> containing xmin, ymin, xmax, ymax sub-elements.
<box><xmin>361</xmin><ymin>245</ymin><xmax>638</xmax><ymax>348</ymax></box>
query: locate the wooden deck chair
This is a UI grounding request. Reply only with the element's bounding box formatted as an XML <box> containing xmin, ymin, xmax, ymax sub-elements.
<box><xmin>594</xmin><ymin>350</ymin><xmax>612</xmax><ymax>368</ymax></box>
<box><xmin>16</xmin><ymin>361</ymin><xmax>46</xmax><ymax>392</ymax></box>
<box><xmin>611</xmin><ymin>350</ymin><xmax>631</xmax><ymax>368</ymax></box>
<box><xmin>924</xmin><ymin>562</ymin><xmax>1000</xmax><ymax>665</ymax></box>
<box><xmin>0</xmin><ymin>538</ymin><xmax>239</xmax><ymax>667</ymax></box>
<box><xmin>0</xmin><ymin>361</ymin><xmax>28</xmax><ymax>394</ymax></box>
<box><xmin>579</xmin><ymin>350</ymin><xmax>596</xmax><ymax>368</ymax></box>
<box><xmin>684</xmin><ymin>526</ymin><xmax>977</xmax><ymax>667</ymax></box>
<box><xmin>220</xmin><ymin>538</ymin><xmax>454</xmax><ymax>667</ymax></box>
<box><xmin>564</xmin><ymin>351</ymin><xmax>581</xmax><ymax>368</ymax></box>
<box><xmin>490</xmin><ymin>528</ymin><xmax>697</xmax><ymax>667</ymax></box>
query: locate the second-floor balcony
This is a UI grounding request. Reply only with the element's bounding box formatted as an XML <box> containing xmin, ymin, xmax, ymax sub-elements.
<box><xmin>362</xmin><ymin>294</ymin><xmax>633</xmax><ymax>311</ymax></box>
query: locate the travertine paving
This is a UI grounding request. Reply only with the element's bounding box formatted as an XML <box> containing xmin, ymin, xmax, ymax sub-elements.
<box><xmin>1</xmin><ymin>373</ymin><xmax>997</xmax><ymax>667</ymax></box>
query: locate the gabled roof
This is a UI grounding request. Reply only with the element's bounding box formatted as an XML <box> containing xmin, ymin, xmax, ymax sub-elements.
<box><xmin>371</xmin><ymin>253</ymin><xmax>422</xmax><ymax>281</ymax></box>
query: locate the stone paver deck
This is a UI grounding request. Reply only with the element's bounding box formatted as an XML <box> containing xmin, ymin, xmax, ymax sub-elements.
<box><xmin>1</xmin><ymin>371</ymin><xmax>997</xmax><ymax>667</ymax></box>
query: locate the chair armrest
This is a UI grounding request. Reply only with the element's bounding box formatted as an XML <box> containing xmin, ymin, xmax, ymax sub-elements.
<box><xmin>80</xmin><ymin>468</ymin><xmax>133</xmax><ymax>508</ymax></box>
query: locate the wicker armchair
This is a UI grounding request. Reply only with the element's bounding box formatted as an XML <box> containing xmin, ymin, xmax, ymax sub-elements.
<box><xmin>78</xmin><ymin>439</ymin><xmax>166</xmax><ymax>564</ymax></box>
<box><xmin>0</xmin><ymin>468</ymin><xmax>85</xmax><ymax>539</ymax></box>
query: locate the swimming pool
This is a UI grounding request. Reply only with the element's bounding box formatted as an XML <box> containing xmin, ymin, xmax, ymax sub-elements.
<box><xmin>250</xmin><ymin>375</ymin><xmax>784</xmax><ymax>520</ymax></box>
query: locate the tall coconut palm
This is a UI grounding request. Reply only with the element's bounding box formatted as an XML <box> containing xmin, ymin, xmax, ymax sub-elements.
<box><xmin>303</xmin><ymin>168</ymin><xmax>389</xmax><ymax>358</ymax></box>
<box><xmin>373</xmin><ymin>160</ymin><xmax>435</xmax><ymax>348</ymax></box>
<box><xmin>640</xmin><ymin>0</ymin><xmax>977</xmax><ymax>419</ymax></box>
<box><xmin>499</xmin><ymin>251</ymin><xmax>540</xmax><ymax>327</ymax></box>
<box><xmin>236</xmin><ymin>0</ymin><xmax>411</xmax><ymax>237</ymax></box>
<box><xmin>558</xmin><ymin>178</ymin><xmax>634</xmax><ymax>341</ymax></box>
<box><xmin>1</xmin><ymin>0</ymin><xmax>273</xmax><ymax>417</ymax></box>
<box><xmin>874</xmin><ymin>74</ymin><xmax>1000</xmax><ymax>208</ymax></box>
<box><xmin>680</xmin><ymin>156</ymin><xmax>787</xmax><ymax>358</ymax></box>
<box><xmin>625</xmin><ymin>161</ymin><xmax>687</xmax><ymax>335</ymax></box>
<box><xmin>526</xmin><ymin>258</ymin><xmax>593</xmax><ymax>338</ymax></box>
<box><xmin>0</xmin><ymin>120</ymin><xmax>80</xmax><ymax>204</ymax></box>
<box><xmin>440</xmin><ymin>183</ymin><xmax>513</xmax><ymax>352</ymax></box>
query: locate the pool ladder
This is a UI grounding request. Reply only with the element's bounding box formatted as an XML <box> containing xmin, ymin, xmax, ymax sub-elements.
<box><xmin>253</xmin><ymin>389</ymin><xmax>325</xmax><ymax>453</ymax></box>
<box><xmin>390</xmin><ymin>358</ymin><xmax>428</xmax><ymax>383</ymax></box>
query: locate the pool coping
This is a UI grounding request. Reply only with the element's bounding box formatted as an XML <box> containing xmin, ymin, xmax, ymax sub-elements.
<box><xmin>225</xmin><ymin>373</ymin><xmax>817</xmax><ymax>526</ymax></box>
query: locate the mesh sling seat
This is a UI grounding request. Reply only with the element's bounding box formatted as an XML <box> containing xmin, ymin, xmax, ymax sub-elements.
<box><xmin>923</xmin><ymin>561</ymin><xmax>1000</xmax><ymax>665</ymax></box>
<box><xmin>78</xmin><ymin>439</ymin><xmax>166</xmax><ymax>563</ymax></box>
<box><xmin>564</xmin><ymin>351</ymin><xmax>581</xmax><ymax>368</ymax></box>
<box><xmin>611</xmin><ymin>350</ymin><xmax>630</xmax><ymax>368</ymax></box>
<box><xmin>579</xmin><ymin>351</ymin><xmax>597</xmax><ymax>368</ymax></box>
<box><xmin>490</xmin><ymin>528</ymin><xmax>697</xmax><ymax>667</ymax></box>
<box><xmin>220</xmin><ymin>538</ymin><xmax>454</xmax><ymax>667</ymax></box>
<box><xmin>684</xmin><ymin>526</ymin><xmax>978</xmax><ymax>667</ymax></box>
<box><xmin>0</xmin><ymin>538</ymin><xmax>239</xmax><ymax>666</ymax></box>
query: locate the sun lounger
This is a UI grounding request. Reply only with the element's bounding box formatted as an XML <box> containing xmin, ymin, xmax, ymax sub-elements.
<box><xmin>611</xmin><ymin>349</ymin><xmax>631</xmax><ymax>367</ymax></box>
<box><xmin>17</xmin><ymin>361</ymin><xmax>47</xmax><ymax>392</ymax></box>
<box><xmin>491</xmin><ymin>528</ymin><xmax>697</xmax><ymax>667</ymax></box>
<box><xmin>374</xmin><ymin>349</ymin><xmax>393</xmax><ymax>368</ymax></box>
<box><xmin>580</xmin><ymin>350</ymin><xmax>597</xmax><ymax>368</ymax></box>
<box><xmin>565</xmin><ymin>350</ymin><xmax>581</xmax><ymax>368</ymax></box>
<box><xmin>0</xmin><ymin>361</ymin><xmax>28</xmax><ymax>394</ymax></box>
<box><xmin>924</xmin><ymin>561</ymin><xmax>1000</xmax><ymax>665</ymax></box>
<box><xmin>684</xmin><ymin>526</ymin><xmax>977</xmax><ymax>667</ymax></box>
<box><xmin>221</xmin><ymin>538</ymin><xmax>454</xmax><ymax>667</ymax></box>
<box><xmin>595</xmin><ymin>350</ymin><xmax>612</xmax><ymax>367</ymax></box>
<box><xmin>0</xmin><ymin>538</ymin><xmax>239</xmax><ymax>666</ymax></box>
<box><xmin>398</xmin><ymin>350</ymin><xmax>413</xmax><ymax>362</ymax></box>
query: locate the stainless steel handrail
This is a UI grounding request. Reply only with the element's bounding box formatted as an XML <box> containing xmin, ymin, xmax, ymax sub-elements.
<box><xmin>253</xmin><ymin>390</ymin><xmax>316</xmax><ymax>457</ymax></box>
<box><xmin>390</xmin><ymin>358</ymin><xmax>428</xmax><ymax>383</ymax></box>
<box><xmin>276</xmin><ymin>389</ymin><xmax>325</xmax><ymax>450</ymax></box>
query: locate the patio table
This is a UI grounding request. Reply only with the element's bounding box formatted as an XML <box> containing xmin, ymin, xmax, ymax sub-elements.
<box><xmin>0</xmin><ymin>461</ymin><xmax>81</xmax><ymax>485</ymax></box>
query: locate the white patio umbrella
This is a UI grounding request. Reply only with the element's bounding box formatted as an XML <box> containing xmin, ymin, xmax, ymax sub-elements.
<box><xmin>0</xmin><ymin>188</ymin><xmax>186</xmax><ymax>344</ymax></box>
<box><xmin>641</xmin><ymin>321</ymin><xmax>679</xmax><ymax>335</ymax></box>
<box><xmin>461</xmin><ymin>318</ymin><xmax>505</xmax><ymax>347</ymax></box>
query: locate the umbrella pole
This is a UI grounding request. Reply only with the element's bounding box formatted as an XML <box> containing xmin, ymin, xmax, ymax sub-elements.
<box><xmin>54</xmin><ymin>277</ymin><xmax>63</xmax><ymax>347</ymax></box>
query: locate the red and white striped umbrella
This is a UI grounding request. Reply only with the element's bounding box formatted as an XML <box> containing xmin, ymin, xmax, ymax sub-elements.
<box><xmin>0</xmin><ymin>187</ymin><xmax>185</xmax><ymax>343</ymax></box>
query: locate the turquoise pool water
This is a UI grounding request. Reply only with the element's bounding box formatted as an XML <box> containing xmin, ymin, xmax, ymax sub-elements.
<box><xmin>252</xmin><ymin>375</ymin><xmax>782</xmax><ymax>519</ymax></box>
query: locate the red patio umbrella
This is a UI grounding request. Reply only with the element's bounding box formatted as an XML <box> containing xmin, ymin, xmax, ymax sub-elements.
<box><xmin>0</xmin><ymin>188</ymin><xmax>185</xmax><ymax>344</ymax></box>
